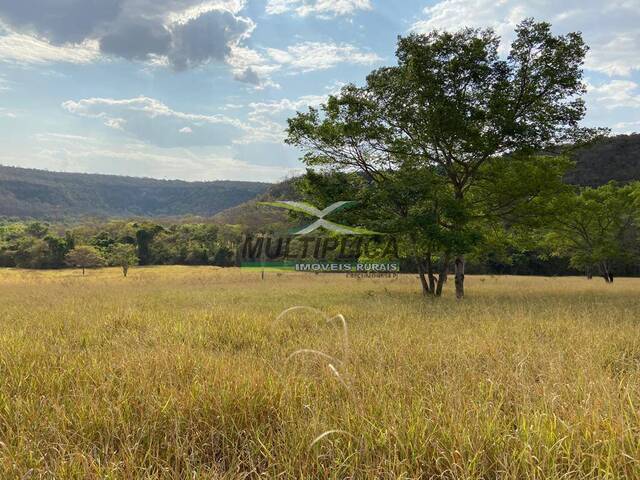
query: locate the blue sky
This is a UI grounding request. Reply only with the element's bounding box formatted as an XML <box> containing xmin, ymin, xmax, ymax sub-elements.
<box><xmin>0</xmin><ymin>0</ymin><xmax>638</xmax><ymax>182</ymax></box>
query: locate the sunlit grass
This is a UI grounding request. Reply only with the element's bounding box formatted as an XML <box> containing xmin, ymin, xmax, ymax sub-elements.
<box><xmin>0</xmin><ymin>267</ymin><xmax>639</xmax><ymax>478</ymax></box>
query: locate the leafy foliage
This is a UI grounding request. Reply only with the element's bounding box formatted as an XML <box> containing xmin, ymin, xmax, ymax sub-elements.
<box><xmin>0</xmin><ymin>220</ymin><xmax>242</xmax><ymax>270</ymax></box>
<box><xmin>107</xmin><ymin>243</ymin><xmax>139</xmax><ymax>277</ymax></box>
<box><xmin>286</xmin><ymin>19</ymin><xmax>595</xmax><ymax>297</ymax></box>
<box><xmin>65</xmin><ymin>246</ymin><xmax>106</xmax><ymax>274</ymax></box>
<box><xmin>544</xmin><ymin>182</ymin><xmax>640</xmax><ymax>281</ymax></box>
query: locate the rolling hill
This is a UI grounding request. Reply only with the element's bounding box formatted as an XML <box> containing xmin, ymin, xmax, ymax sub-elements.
<box><xmin>213</xmin><ymin>134</ymin><xmax>640</xmax><ymax>227</ymax></box>
<box><xmin>0</xmin><ymin>166</ymin><xmax>270</xmax><ymax>219</ymax></box>
<box><xmin>1</xmin><ymin>134</ymin><xmax>638</xmax><ymax>221</ymax></box>
<box><xmin>212</xmin><ymin>177</ymin><xmax>300</xmax><ymax>230</ymax></box>
<box><xmin>565</xmin><ymin>133</ymin><xmax>640</xmax><ymax>186</ymax></box>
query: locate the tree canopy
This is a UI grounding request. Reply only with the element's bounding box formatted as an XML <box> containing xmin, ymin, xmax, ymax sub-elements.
<box><xmin>107</xmin><ymin>243</ymin><xmax>139</xmax><ymax>277</ymax></box>
<box><xmin>287</xmin><ymin>19</ymin><xmax>599</xmax><ymax>298</ymax></box>
<box><xmin>544</xmin><ymin>182</ymin><xmax>640</xmax><ymax>282</ymax></box>
<box><xmin>65</xmin><ymin>246</ymin><xmax>105</xmax><ymax>275</ymax></box>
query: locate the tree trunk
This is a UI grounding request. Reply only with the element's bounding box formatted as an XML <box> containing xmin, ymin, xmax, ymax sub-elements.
<box><xmin>451</xmin><ymin>187</ymin><xmax>466</xmax><ymax>299</ymax></box>
<box><xmin>454</xmin><ymin>256</ymin><xmax>465</xmax><ymax>299</ymax></box>
<box><xmin>435</xmin><ymin>253</ymin><xmax>450</xmax><ymax>297</ymax></box>
<box><xmin>123</xmin><ymin>265</ymin><xmax>128</xmax><ymax>277</ymax></box>
<box><xmin>417</xmin><ymin>260</ymin><xmax>430</xmax><ymax>296</ymax></box>
<box><xmin>599</xmin><ymin>262</ymin><xmax>611</xmax><ymax>283</ymax></box>
<box><xmin>427</xmin><ymin>254</ymin><xmax>437</xmax><ymax>295</ymax></box>
<box><xmin>82</xmin><ymin>267</ymin><xmax>85</xmax><ymax>275</ymax></box>
<box><xmin>411</xmin><ymin>237</ymin><xmax>433</xmax><ymax>297</ymax></box>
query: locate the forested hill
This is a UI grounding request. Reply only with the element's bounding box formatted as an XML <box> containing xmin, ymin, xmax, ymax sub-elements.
<box><xmin>1</xmin><ymin>134</ymin><xmax>638</xmax><ymax>220</ymax></box>
<box><xmin>212</xmin><ymin>134</ymin><xmax>640</xmax><ymax>228</ymax></box>
<box><xmin>566</xmin><ymin>134</ymin><xmax>640</xmax><ymax>186</ymax></box>
<box><xmin>0</xmin><ymin>166</ymin><xmax>270</xmax><ymax>219</ymax></box>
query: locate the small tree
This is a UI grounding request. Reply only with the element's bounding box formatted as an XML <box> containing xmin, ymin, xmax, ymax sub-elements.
<box><xmin>65</xmin><ymin>246</ymin><xmax>105</xmax><ymax>275</ymax></box>
<box><xmin>107</xmin><ymin>244</ymin><xmax>138</xmax><ymax>277</ymax></box>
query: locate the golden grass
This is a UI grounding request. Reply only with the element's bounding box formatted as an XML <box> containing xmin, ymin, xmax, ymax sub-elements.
<box><xmin>0</xmin><ymin>267</ymin><xmax>639</xmax><ymax>479</ymax></box>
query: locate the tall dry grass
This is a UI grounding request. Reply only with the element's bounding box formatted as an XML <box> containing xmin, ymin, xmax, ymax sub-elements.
<box><xmin>0</xmin><ymin>267</ymin><xmax>639</xmax><ymax>478</ymax></box>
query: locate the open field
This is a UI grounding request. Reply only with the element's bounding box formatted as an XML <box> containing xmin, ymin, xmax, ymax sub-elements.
<box><xmin>0</xmin><ymin>267</ymin><xmax>639</xmax><ymax>479</ymax></box>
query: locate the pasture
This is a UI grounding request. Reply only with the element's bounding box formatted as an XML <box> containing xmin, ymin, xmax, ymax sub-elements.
<box><xmin>0</xmin><ymin>267</ymin><xmax>639</xmax><ymax>478</ymax></box>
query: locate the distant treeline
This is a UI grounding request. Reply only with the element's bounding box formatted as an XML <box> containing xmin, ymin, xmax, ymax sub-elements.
<box><xmin>0</xmin><ymin>220</ymin><xmax>240</xmax><ymax>269</ymax></box>
<box><xmin>1</xmin><ymin>209</ymin><xmax>639</xmax><ymax>278</ymax></box>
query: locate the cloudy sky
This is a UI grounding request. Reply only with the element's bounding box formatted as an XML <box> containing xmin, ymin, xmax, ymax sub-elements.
<box><xmin>0</xmin><ymin>0</ymin><xmax>638</xmax><ymax>182</ymax></box>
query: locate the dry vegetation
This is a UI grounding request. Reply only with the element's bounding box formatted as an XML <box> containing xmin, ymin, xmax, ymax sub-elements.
<box><xmin>0</xmin><ymin>267</ymin><xmax>639</xmax><ymax>479</ymax></box>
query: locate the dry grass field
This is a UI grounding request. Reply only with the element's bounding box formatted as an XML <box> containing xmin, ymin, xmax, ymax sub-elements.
<box><xmin>0</xmin><ymin>267</ymin><xmax>639</xmax><ymax>479</ymax></box>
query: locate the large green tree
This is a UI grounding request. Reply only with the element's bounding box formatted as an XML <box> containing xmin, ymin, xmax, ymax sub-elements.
<box><xmin>297</xmin><ymin>167</ymin><xmax>456</xmax><ymax>296</ymax></box>
<box><xmin>544</xmin><ymin>182</ymin><xmax>640</xmax><ymax>282</ymax></box>
<box><xmin>287</xmin><ymin>19</ymin><xmax>596</xmax><ymax>298</ymax></box>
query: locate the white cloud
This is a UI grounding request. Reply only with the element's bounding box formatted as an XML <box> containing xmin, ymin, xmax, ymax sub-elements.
<box><xmin>265</xmin><ymin>41</ymin><xmax>381</xmax><ymax>73</ymax></box>
<box><xmin>57</xmin><ymin>81</ymin><xmax>342</xmax><ymax>172</ymax></box>
<box><xmin>248</xmin><ymin>94</ymin><xmax>328</xmax><ymax>115</ymax></box>
<box><xmin>227</xmin><ymin>45</ymin><xmax>278</xmax><ymax>77</ymax></box>
<box><xmin>164</xmin><ymin>0</ymin><xmax>247</xmax><ymax>23</ymax></box>
<box><xmin>410</xmin><ymin>0</ymin><xmax>640</xmax><ymax>77</ymax></box>
<box><xmin>0</xmin><ymin>0</ymin><xmax>378</xmax><ymax>87</ymax></box>
<box><xmin>60</xmin><ymin>94</ymin><xmax>330</xmax><ymax>148</ymax></box>
<box><xmin>227</xmin><ymin>46</ymin><xmax>281</xmax><ymax>88</ymax></box>
<box><xmin>586</xmin><ymin>32</ymin><xmax>640</xmax><ymax>77</ymax></box>
<box><xmin>0</xmin><ymin>107</ymin><xmax>16</xmax><ymax>118</ymax></box>
<box><xmin>164</xmin><ymin>9</ymin><xmax>255</xmax><ymax>71</ymax></box>
<box><xmin>239</xmin><ymin>89</ymin><xmax>337</xmax><ymax>143</ymax></box>
<box><xmin>611</xmin><ymin>120</ymin><xmax>640</xmax><ymax>134</ymax></box>
<box><xmin>33</xmin><ymin>133</ymin><xmax>92</xmax><ymax>142</ymax></box>
<box><xmin>62</xmin><ymin>96</ymin><xmax>246</xmax><ymax>147</ymax></box>
<box><xmin>266</xmin><ymin>0</ymin><xmax>371</xmax><ymax>17</ymax></box>
<box><xmin>587</xmin><ymin>80</ymin><xmax>640</xmax><ymax>109</ymax></box>
<box><xmin>0</xmin><ymin>1</ymin><xmax>255</xmax><ymax>73</ymax></box>
<box><xmin>0</xmin><ymin>31</ymin><xmax>100</xmax><ymax>65</ymax></box>
<box><xmin>63</xmin><ymin>96</ymin><xmax>241</xmax><ymax>126</ymax></box>
<box><xmin>227</xmin><ymin>45</ymin><xmax>280</xmax><ymax>82</ymax></box>
<box><xmin>15</xmin><ymin>86</ymin><xmax>343</xmax><ymax>181</ymax></box>
<box><xmin>104</xmin><ymin>118</ymin><xmax>126</xmax><ymax>130</ymax></box>
<box><xmin>25</xmin><ymin>130</ymin><xmax>292</xmax><ymax>181</ymax></box>
<box><xmin>226</xmin><ymin>41</ymin><xmax>379</xmax><ymax>87</ymax></box>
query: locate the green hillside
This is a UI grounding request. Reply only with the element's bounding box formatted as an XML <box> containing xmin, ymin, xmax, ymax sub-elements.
<box><xmin>1</xmin><ymin>134</ymin><xmax>638</xmax><ymax>221</ymax></box>
<box><xmin>213</xmin><ymin>134</ymin><xmax>640</xmax><ymax>227</ymax></box>
<box><xmin>0</xmin><ymin>166</ymin><xmax>270</xmax><ymax>219</ymax></box>
<box><xmin>566</xmin><ymin>134</ymin><xmax>640</xmax><ymax>186</ymax></box>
